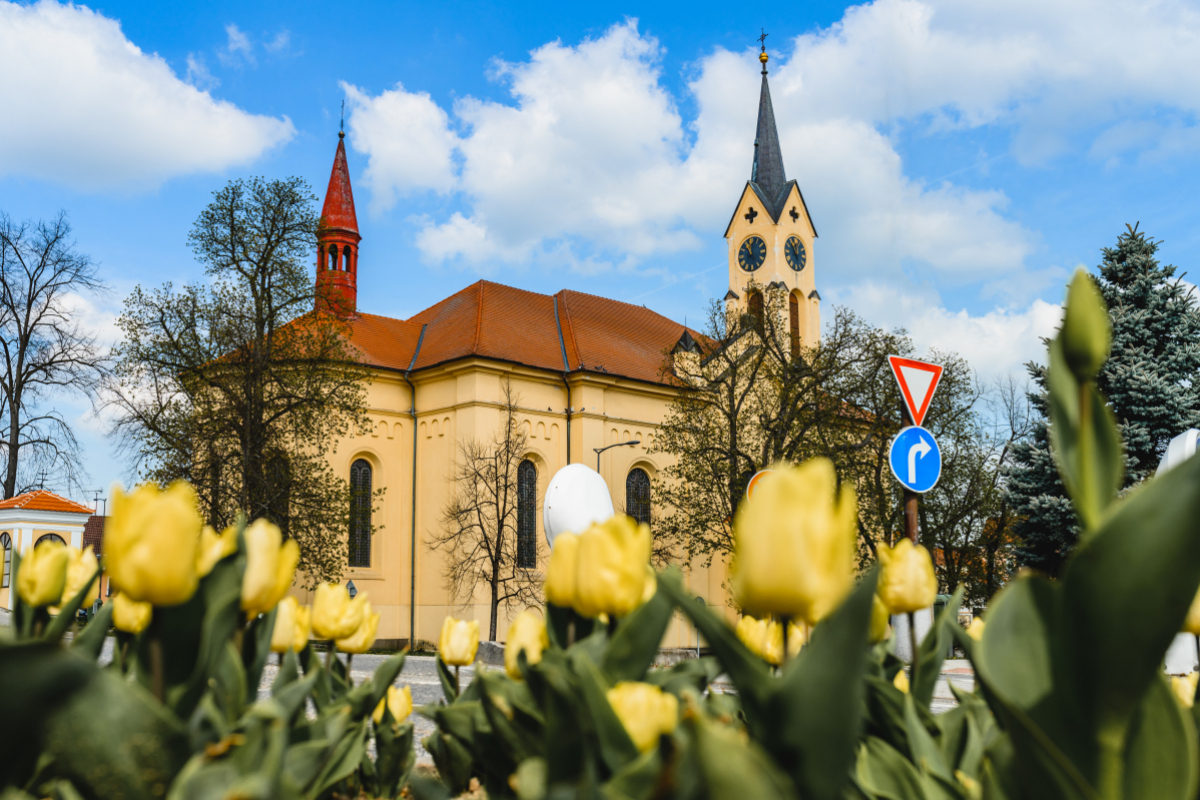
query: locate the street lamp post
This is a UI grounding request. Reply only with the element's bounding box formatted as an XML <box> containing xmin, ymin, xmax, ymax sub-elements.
<box><xmin>594</xmin><ymin>440</ymin><xmax>641</xmax><ymax>472</ymax></box>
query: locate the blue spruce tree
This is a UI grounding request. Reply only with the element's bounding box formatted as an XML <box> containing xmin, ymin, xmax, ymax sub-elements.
<box><xmin>1009</xmin><ymin>224</ymin><xmax>1200</xmax><ymax>575</ymax></box>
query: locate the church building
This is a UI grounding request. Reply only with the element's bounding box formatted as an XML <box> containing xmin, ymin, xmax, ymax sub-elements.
<box><xmin>297</xmin><ymin>45</ymin><xmax>820</xmax><ymax>646</ymax></box>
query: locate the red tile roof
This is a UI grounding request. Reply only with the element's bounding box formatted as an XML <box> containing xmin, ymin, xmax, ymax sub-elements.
<box><xmin>0</xmin><ymin>489</ymin><xmax>95</xmax><ymax>515</ymax></box>
<box><xmin>347</xmin><ymin>280</ymin><xmax>689</xmax><ymax>385</ymax></box>
<box><xmin>320</xmin><ymin>136</ymin><xmax>359</xmax><ymax>235</ymax></box>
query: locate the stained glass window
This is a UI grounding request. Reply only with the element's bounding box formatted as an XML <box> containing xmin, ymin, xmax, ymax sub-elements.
<box><xmin>626</xmin><ymin>468</ymin><xmax>651</xmax><ymax>528</ymax></box>
<box><xmin>349</xmin><ymin>459</ymin><xmax>372</xmax><ymax>567</ymax></box>
<box><xmin>517</xmin><ymin>460</ymin><xmax>537</xmax><ymax>568</ymax></box>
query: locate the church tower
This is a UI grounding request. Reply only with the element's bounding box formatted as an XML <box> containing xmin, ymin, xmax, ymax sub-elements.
<box><xmin>724</xmin><ymin>40</ymin><xmax>820</xmax><ymax>349</ymax></box>
<box><xmin>315</xmin><ymin>130</ymin><xmax>361</xmax><ymax>317</ymax></box>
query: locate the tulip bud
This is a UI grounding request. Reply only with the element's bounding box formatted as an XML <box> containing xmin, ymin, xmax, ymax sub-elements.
<box><xmin>869</xmin><ymin>594</ymin><xmax>891</xmax><ymax>643</ymax></box>
<box><xmin>732</xmin><ymin>459</ymin><xmax>857</xmax><ymax>624</ymax></box>
<box><xmin>439</xmin><ymin>617</ymin><xmax>480</xmax><ymax>666</ymax></box>
<box><xmin>1172</xmin><ymin>672</ymin><xmax>1199</xmax><ymax>709</ymax></box>
<box><xmin>1060</xmin><ymin>269</ymin><xmax>1111</xmax><ymax>382</ymax></box>
<box><xmin>544</xmin><ymin>532</ymin><xmax>579</xmax><ymax>608</ymax></box>
<box><xmin>17</xmin><ymin>540</ymin><xmax>71</xmax><ymax>608</ymax></box>
<box><xmin>1183</xmin><ymin>589</ymin><xmax>1200</xmax><ymax>636</ymax></box>
<box><xmin>893</xmin><ymin>669</ymin><xmax>910</xmax><ymax>694</ymax></box>
<box><xmin>505</xmin><ymin>609</ymin><xmax>549</xmax><ymax>680</ymax></box>
<box><xmin>112</xmin><ymin>592</ymin><xmax>153</xmax><ymax>634</ymax></box>
<box><xmin>241</xmin><ymin>519</ymin><xmax>300</xmax><ymax>617</ymax></box>
<box><xmin>373</xmin><ymin>685</ymin><xmax>413</xmax><ymax>725</ymax></box>
<box><xmin>574</xmin><ymin>515</ymin><xmax>651</xmax><ymax>619</ymax></box>
<box><xmin>54</xmin><ymin>546</ymin><xmax>101</xmax><ymax>613</ymax></box>
<box><xmin>877</xmin><ymin>539</ymin><xmax>938</xmax><ymax>615</ymax></box>
<box><xmin>293</xmin><ymin>603</ymin><xmax>312</xmax><ymax>653</ymax></box>
<box><xmin>965</xmin><ymin>618</ymin><xmax>985</xmax><ymax>641</ymax></box>
<box><xmin>735</xmin><ymin>615</ymin><xmax>777</xmax><ymax>665</ymax></box>
<box><xmin>606</xmin><ymin>681</ymin><xmax>678</xmax><ymax>752</ymax></box>
<box><xmin>311</xmin><ymin>583</ymin><xmax>366</xmax><ymax>640</ymax></box>
<box><xmin>106</xmin><ymin>482</ymin><xmax>203</xmax><ymax>606</ymax></box>
<box><xmin>337</xmin><ymin>600</ymin><xmax>381</xmax><ymax>654</ymax></box>
<box><xmin>271</xmin><ymin>596</ymin><xmax>300</xmax><ymax>653</ymax></box>
<box><xmin>196</xmin><ymin>525</ymin><xmax>238</xmax><ymax>577</ymax></box>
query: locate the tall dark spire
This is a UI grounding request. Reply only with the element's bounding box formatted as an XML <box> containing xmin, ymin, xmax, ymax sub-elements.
<box><xmin>751</xmin><ymin>38</ymin><xmax>788</xmax><ymax>213</ymax></box>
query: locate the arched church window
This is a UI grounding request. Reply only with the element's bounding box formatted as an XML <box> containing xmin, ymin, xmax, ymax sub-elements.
<box><xmin>37</xmin><ymin>533</ymin><xmax>66</xmax><ymax>548</ymax></box>
<box><xmin>343</xmin><ymin>246</ymin><xmax>352</xmax><ymax>272</ymax></box>
<box><xmin>626</xmin><ymin>468</ymin><xmax>651</xmax><ymax>528</ymax></box>
<box><xmin>748</xmin><ymin>290</ymin><xmax>764</xmax><ymax>337</ymax></box>
<box><xmin>789</xmin><ymin>292</ymin><xmax>801</xmax><ymax>359</ymax></box>
<box><xmin>1</xmin><ymin>533</ymin><xmax>10</xmax><ymax>589</ymax></box>
<box><xmin>517</xmin><ymin>460</ymin><xmax>537</xmax><ymax>568</ymax></box>
<box><xmin>349</xmin><ymin>459</ymin><xmax>372</xmax><ymax>567</ymax></box>
<box><xmin>328</xmin><ymin>245</ymin><xmax>338</xmax><ymax>271</ymax></box>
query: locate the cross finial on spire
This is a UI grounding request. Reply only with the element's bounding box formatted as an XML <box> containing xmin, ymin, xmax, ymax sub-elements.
<box><xmin>758</xmin><ymin>29</ymin><xmax>769</xmax><ymax>74</ymax></box>
<box><xmin>339</xmin><ymin>100</ymin><xmax>345</xmax><ymax>138</ymax></box>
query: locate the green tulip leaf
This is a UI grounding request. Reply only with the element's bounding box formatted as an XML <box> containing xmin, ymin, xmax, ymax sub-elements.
<box><xmin>602</xmin><ymin>569</ymin><xmax>678</xmax><ymax>683</ymax></box>
<box><xmin>902</xmin><ymin>694</ymin><xmax>952</xmax><ymax>784</ymax></box>
<box><xmin>1121</xmin><ymin>672</ymin><xmax>1197</xmax><ymax>800</ymax></box>
<box><xmin>423</xmin><ymin>730</ymin><xmax>474</xmax><ymax>797</ymax></box>
<box><xmin>643</xmin><ymin>656</ymin><xmax>722</xmax><ymax>698</ymax></box>
<box><xmin>771</xmin><ymin>569</ymin><xmax>878</xmax><ymax>800</ymax></box>
<box><xmin>240</xmin><ymin>607</ymin><xmax>276</xmax><ymax>700</ymax></box>
<box><xmin>70</xmin><ymin>599</ymin><xmax>114</xmax><ymax>661</ymax></box>
<box><xmin>436</xmin><ymin>655</ymin><xmax>459</xmax><ymax>703</ymax></box>
<box><xmin>855</xmin><ymin>736</ymin><xmax>930</xmax><ymax>800</ymax></box>
<box><xmin>686</xmin><ymin>709</ymin><xmax>797</xmax><ymax>800</ymax></box>
<box><xmin>573</xmin><ymin>652</ymin><xmax>640</xmax><ymax>773</ymax></box>
<box><xmin>912</xmin><ymin>587</ymin><xmax>963</xmax><ymax>709</ymax></box>
<box><xmin>1047</xmin><ymin>337</ymin><xmax>1123</xmax><ymax>534</ymax></box>
<box><xmin>369</xmin><ymin>651</ymin><xmax>407</xmax><ymax>710</ymax></box>
<box><xmin>307</xmin><ymin>719</ymin><xmax>368</xmax><ymax>798</ymax></box>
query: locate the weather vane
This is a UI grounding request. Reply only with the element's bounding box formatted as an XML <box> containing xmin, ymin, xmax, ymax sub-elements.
<box><xmin>340</xmin><ymin>100</ymin><xmax>345</xmax><ymax>134</ymax></box>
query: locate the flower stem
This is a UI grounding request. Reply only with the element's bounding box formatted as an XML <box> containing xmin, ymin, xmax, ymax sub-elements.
<box><xmin>907</xmin><ymin>611</ymin><xmax>919</xmax><ymax>685</ymax></box>
<box><xmin>149</xmin><ymin>614</ymin><xmax>165</xmax><ymax>703</ymax></box>
<box><xmin>607</xmin><ymin>616</ymin><xmax>619</xmax><ymax>638</ymax></box>
<box><xmin>454</xmin><ymin>665</ymin><xmax>460</xmax><ymax>696</ymax></box>
<box><xmin>781</xmin><ymin>616</ymin><xmax>791</xmax><ymax>668</ymax></box>
<box><xmin>346</xmin><ymin>653</ymin><xmax>354</xmax><ymax>686</ymax></box>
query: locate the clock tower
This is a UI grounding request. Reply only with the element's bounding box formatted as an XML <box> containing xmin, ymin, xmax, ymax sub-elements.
<box><xmin>724</xmin><ymin>41</ymin><xmax>820</xmax><ymax>349</ymax></box>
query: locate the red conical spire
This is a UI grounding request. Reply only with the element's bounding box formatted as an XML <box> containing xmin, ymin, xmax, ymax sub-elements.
<box><xmin>315</xmin><ymin>131</ymin><xmax>361</xmax><ymax>317</ymax></box>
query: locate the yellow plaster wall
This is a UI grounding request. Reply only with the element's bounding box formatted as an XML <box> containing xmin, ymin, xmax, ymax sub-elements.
<box><xmin>309</xmin><ymin>358</ymin><xmax>728</xmax><ymax>647</ymax></box>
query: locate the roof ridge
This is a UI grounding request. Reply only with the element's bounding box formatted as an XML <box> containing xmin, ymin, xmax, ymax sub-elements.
<box><xmin>556</xmin><ymin>291</ymin><xmax>583</xmax><ymax>369</ymax></box>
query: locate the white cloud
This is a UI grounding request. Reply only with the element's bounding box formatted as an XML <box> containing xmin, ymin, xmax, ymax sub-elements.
<box><xmin>833</xmin><ymin>280</ymin><xmax>1062</xmax><ymax>379</ymax></box>
<box><xmin>185</xmin><ymin>53</ymin><xmax>218</xmax><ymax>90</ymax></box>
<box><xmin>347</xmin><ymin>3</ymin><xmax>1200</xmax><ymax>281</ymax></box>
<box><xmin>0</xmin><ymin>1</ymin><xmax>293</xmax><ymax>190</ymax></box>
<box><xmin>221</xmin><ymin>23</ymin><xmax>254</xmax><ymax>65</ymax></box>
<box><xmin>264</xmin><ymin>30</ymin><xmax>290</xmax><ymax>54</ymax></box>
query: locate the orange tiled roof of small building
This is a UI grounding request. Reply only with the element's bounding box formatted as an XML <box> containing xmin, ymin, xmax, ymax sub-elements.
<box><xmin>347</xmin><ymin>280</ymin><xmax>691</xmax><ymax>385</ymax></box>
<box><xmin>0</xmin><ymin>489</ymin><xmax>95</xmax><ymax>515</ymax></box>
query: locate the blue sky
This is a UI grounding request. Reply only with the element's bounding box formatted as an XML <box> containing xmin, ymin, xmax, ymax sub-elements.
<box><xmin>3</xmin><ymin>0</ymin><xmax>1200</xmax><ymax>501</ymax></box>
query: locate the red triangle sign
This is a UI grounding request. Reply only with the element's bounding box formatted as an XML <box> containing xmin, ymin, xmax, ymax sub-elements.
<box><xmin>888</xmin><ymin>356</ymin><xmax>943</xmax><ymax>427</ymax></box>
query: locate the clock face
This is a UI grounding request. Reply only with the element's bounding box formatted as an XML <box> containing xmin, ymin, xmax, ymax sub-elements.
<box><xmin>738</xmin><ymin>236</ymin><xmax>767</xmax><ymax>272</ymax></box>
<box><xmin>785</xmin><ymin>236</ymin><xmax>807</xmax><ymax>271</ymax></box>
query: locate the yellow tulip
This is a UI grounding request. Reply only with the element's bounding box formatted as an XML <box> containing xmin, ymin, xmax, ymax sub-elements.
<box><xmin>966</xmin><ymin>618</ymin><xmax>985</xmax><ymax>641</ymax></box>
<box><xmin>606</xmin><ymin>681</ymin><xmax>678</xmax><ymax>752</ymax></box>
<box><xmin>1173</xmin><ymin>672</ymin><xmax>1199</xmax><ymax>708</ymax></box>
<box><xmin>241</xmin><ymin>519</ymin><xmax>300</xmax><ymax>617</ymax></box>
<box><xmin>311</xmin><ymin>583</ymin><xmax>367</xmax><ymax>640</ymax></box>
<box><xmin>893</xmin><ymin>669</ymin><xmax>910</xmax><ymax>694</ymax></box>
<box><xmin>17</xmin><ymin>540</ymin><xmax>70</xmax><ymax>608</ymax></box>
<box><xmin>197</xmin><ymin>525</ymin><xmax>238</xmax><ymax>577</ymax></box>
<box><xmin>1182</xmin><ymin>588</ymin><xmax>1200</xmax><ymax>635</ymax></box>
<box><xmin>106</xmin><ymin>482</ymin><xmax>202</xmax><ymax>606</ymax></box>
<box><xmin>337</xmin><ymin>600</ymin><xmax>381</xmax><ymax>654</ymax></box>
<box><xmin>54</xmin><ymin>546</ymin><xmax>100</xmax><ymax>612</ymax></box>
<box><xmin>544</xmin><ymin>532</ymin><xmax>579</xmax><ymax>608</ymax></box>
<box><xmin>640</xmin><ymin>565</ymin><xmax>658</xmax><ymax>605</ymax></box>
<box><xmin>869</xmin><ymin>594</ymin><xmax>891</xmax><ymax>643</ymax></box>
<box><xmin>574</xmin><ymin>515</ymin><xmax>651</xmax><ymax>619</ymax></box>
<box><xmin>735</xmin><ymin>615</ymin><xmax>806</xmax><ymax>666</ymax></box>
<box><xmin>877</xmin><ymin>539</ymin><xmax>938</xmax><ymax>615</ymax></box>
<box><xmin>505</xmin><ymin>609</ymin><xmax>549</xmax><ymax>680</ymax></box>
<box><xmin>373</xmin><ymin>685</ymin><xmax>413</xmax><ymax>725</ymax></box>
<box><xmin>731</xmin><ymin>459</ymin><xmax>857</xmax><ymax>624</ymax></box>
<box><xmin>271</xmin><ymin>596</ymin><xmax>300</xmax><ymax>653</ymax></box>
<box><xmin>293</xmin><ymin>604</ymin><xmax>312</xmax><ymax>652</ymax></box>
<box><xmin>112</xmin><ymin>592</ymin><xmax>153</xmax><ymax>634</ymax></box>
<box><xmin>439</xmin><ymin>617</ymin><xmax>480</xmax><ymax>666</ymax></box>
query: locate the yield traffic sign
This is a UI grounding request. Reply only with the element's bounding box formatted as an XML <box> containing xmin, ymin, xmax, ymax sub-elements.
<box><xmin>889</xmin><ymin>426</ymin><xmax>942</xmax><ymax>493</ymax></box>
<box><xmin>888</xmin><ymin>356</ymin><xmax>943</xmax><ymax>427</ymax></box>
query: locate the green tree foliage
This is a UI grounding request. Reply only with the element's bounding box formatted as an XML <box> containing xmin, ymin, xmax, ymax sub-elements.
<box><xmin>1011</xmin><ymin>224</ymin><xmax>1200</xmax><ymax>574</ymax></box>
<box><xmin>108</xmin><ymin>177</ymin><xmax>374</xmax><ymax>586</ymax></box>
<box><xmin>651</xmin><ymin>288</ymin><xmax>1019</xmax><ymax>604</ymax></box>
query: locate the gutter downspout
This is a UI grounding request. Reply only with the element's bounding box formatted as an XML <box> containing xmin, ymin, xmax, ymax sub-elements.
<box><xmin>554</xmin><ymin>298</ymin><xmax>571</xmax><ymax>464</ymax></box>
<box><xmin>403</xmin><ymin>324</ymin><xmax>427</xmax><ymax>650</ymax></box>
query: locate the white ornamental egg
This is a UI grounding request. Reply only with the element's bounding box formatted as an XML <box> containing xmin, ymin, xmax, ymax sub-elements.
<box><xmin>542</xmin><ymin>464</ymin><xmax>614</xmax><ymax>548</ymax></box>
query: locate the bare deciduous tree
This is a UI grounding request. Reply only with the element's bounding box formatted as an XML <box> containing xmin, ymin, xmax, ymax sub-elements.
<box><xmin>432</xmin><ymin>380</ymin><xmax>541</xmax><ymax>640</ymax></box>
<box><xmin>0</xmin><ymin>212</ymin><xmax>107</xmax><ymax>498</ymax></box>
